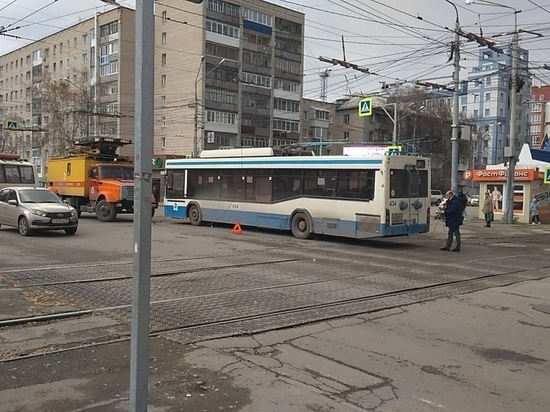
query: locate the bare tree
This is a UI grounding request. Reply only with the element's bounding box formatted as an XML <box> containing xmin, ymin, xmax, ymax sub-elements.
<box><xmin>39</xmin><ymin>72</ymin><xmax>90</xmax><ymax>157</ymax></box>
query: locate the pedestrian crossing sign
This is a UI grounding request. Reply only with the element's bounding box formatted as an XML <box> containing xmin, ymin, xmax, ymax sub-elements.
<box><xmin>4</xmin><ymin>120</ymin><xmax>18</xmax><ymax>130</ymax></box>
<box><xmin>358</xmin><ymin>97</ymin><xmax>373</xmax><ymax>117</ymax></box>
<box><xmin>544</xmin><ymin>166</ymin><xmax>550</xmax><ymax>184</ymax></box>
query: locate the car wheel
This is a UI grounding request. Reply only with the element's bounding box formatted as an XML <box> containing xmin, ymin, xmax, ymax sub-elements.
<box><xmin>291</xmin><ymin>212</ymin><xmax>313</xmax><ymax>239</ymax></box>
<box><xmin>96</xmin><ymin>200</ymin><xmax>117</xmax><ymax>222</ymax></box>
<box><xmin>65</xmin><ymin>227</ymin><xmax>77</xmax><ymax>235</ymax></box>
<box><xmin>188</xmin><ymin>204</ymin><xmax>203</xmax><ymax>226</ymax></box>
<box><xmin>18</xmin><ymin>216</ymin><xmax>31</xmax><ymax>236</ymax></box>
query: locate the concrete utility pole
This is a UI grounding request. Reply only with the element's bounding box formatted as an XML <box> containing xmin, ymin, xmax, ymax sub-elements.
<box><xmin>505</xmin><ymin>17</ymin><xmax>520</xmax><ymax>224</ymax></box>
<box><xmin>130</xmin><ymin>0</ymin><xmax>154</xmax><ymax>410</ymax></box>
<box><xmin>446</xmin><ymin>0</ymin><xmax>461</xmax><ymax>194</ymax></box>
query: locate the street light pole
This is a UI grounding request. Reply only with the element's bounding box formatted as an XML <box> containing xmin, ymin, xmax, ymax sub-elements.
<box><xmin>380</xmin><ymin>103</ymin><xmax>397</xmax><ymax>143</ymax></box>
<box><xmin>446</xmin><ymin>0</ymin><xmax>461</xmax><ymax>194</ymax></box>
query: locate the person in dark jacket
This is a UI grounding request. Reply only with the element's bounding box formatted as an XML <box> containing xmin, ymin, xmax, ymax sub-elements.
<box><xmin>456</xmin><ymin>187</ymin><xmax>468</xmax><ymax>222</ymax></box>
<box><xmin>440</xmin><ymin>190</ymin><xmax>462</xmax><ymax>252</ymax></box>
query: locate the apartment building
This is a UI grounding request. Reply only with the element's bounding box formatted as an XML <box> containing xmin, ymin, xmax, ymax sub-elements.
<box><xmin>0</xmin><ymin>6</ymin><xmax>135</xmax><ymax>179</ymax></box>
<box><xmin>465</xmin><ymin>45</ymin><xmax>531</xmax><ymax>166</ymax></box>
<box><xmin>529</xmin><ymin>85</ymin><xmax>550</xmax><ymax>148</ymax></box>
<box><xmin>154</xmin><ymin>0</ymin><xmax>305</xmax><ymax>156</ymax></box>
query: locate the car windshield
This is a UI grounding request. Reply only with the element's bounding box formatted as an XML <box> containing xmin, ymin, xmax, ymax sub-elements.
<box><xmin>99</xmin><ymin>166</ymin><xmax>133</xmax><ymax>180</ymax></box>
<box><xmin>18</xmin><ymin>189</ymin><xmax>62</xmax><ymax>204</ymax></box>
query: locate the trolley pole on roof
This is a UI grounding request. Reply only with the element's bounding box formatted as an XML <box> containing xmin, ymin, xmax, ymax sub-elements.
<box><xmin>129</xmin><ymin>0</ymin><xmax>154</xmax><ymax>410</ymax></box>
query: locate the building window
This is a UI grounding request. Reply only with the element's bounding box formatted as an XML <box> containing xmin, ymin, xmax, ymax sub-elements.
<box><xmin>162</xmin><ymin>32</ymin><xmax>167</xmax><ymax>44</ymax></box>
<box><xmin>161</xmin><ymin>137</ymin><xmax>166</xmax><ymax>148</ymax></box>
<box><xmin>82</xmin><ymin>34</ymin><xmax>87</xmax><ymax>44</ymax></box>
<box><xmin>474</xmin><ymin>94</ymin><xmax>479</xmax><ymax>103</ymax></box>
<box><xmin>485</xmin><ymin>93</ymin><xmax>490</xmax><ymax>102</ymax></box>
<box><xmin>161</xmin><ymin>74</ymin><xmax>166</xmax><ymax>87</ymax></box>
<box><xmin>273</xmin><ymin>119</ymin><xmax>299</xmax><ymax>133</ymax></box>
<box><xmin>343</xmin><ymin>114</ymin><xmax>350</xmax><ymax>124</ymax></box>
<box><xmin>485</xmin><ymin>76</ymin><xmax>491</xmax><ymax>86</ymax></box>
<box><xmin>206</xmin><ymin>88</ymin><xmax>238</xmax><ymax>105</ymax></box>
<box><xmin>540</xmin><ymin>94</ymin><xmax>545</xmax><ymax>101</ymax></box>
<box><xmin>485</xmin><ymin>108</ymin><xmax>490</xmax><ymax>117</ymax></box>
<box><xmin>531</xmin><ymin>125</ymin><xmax>541</xmax><ymax>134</ymax></box>
<box><xmin>162</xmin><ymin>11</ymin><xmax>167</xmax><ymax>23</ymax></box>
<box><xmin>314</xmin><ymin>109</ymin><xmax>330</xmax><ymax>120</ymax></box>
<box><xmin>531</xmin><ymin>114</ymin><xmax>541</xmax><ymax>124</ymax></box>
<box><xmin>207</xmin><ymin>0</ymin><xmax>239</xmax><ymax>16</ymax></box>
<box><xmin>274</xmin><ymin>99</ymin><xmax>299</xmax><ymax>112</ymax></box>
<box><xmin>242</xmin><ymin>7</ymin><xmax>272</xmax><ymax>26</ymax></box>
<box><xmin>100</xmin><ymin>122</ymin><xmax>117</xmax><ymax>135</ymax></box>
<box><xmin>99</xmin><ymin>61</ymin><xmax>118</xmax><ymax>77</ymax></box>
<box><xmin>161</xmin><ymin>116</ymin><xmax>166</xmax><ymax>127</ymax></box>
<box><xmin>101</xmin><ymin>81</ymin><xmax>118</xmax><ymax>96</ymax></box>
<box><xmin>274</xmin><ymin>79</ymin><xmax>300</xmax><ymax>93</ymax></box>
<box><xmin>531</xmin><ymin>103</ymin><xmax>542</xmax><ymax>112</ymax></box>
<box><xmin>206</xmin><ymin>110</ymin><xmax>236</xmax><ymax>125</ymax></box>
<box><xmin>474</xmin><ymin>109</ymin><xmax>479</xmax><ymax>117</ymax></box>
<box><xmin>242</xmin><ymin>72</ymin><xmax>271</xmax><ymax>88</ymax></box>
<box><xmin>343</xmin><ymin>132</ymin><xmax>349</xmax><ymax>140</ymax></box>
<box><xmin>161</xmin><ymin>53</ymin><xmax>167</xmax><ymax>66</ymax></box>
<box><xmin>206</xmin><ymin>20</ymin><xmax>239</xmax><ymax>38</ymax></box>
<box><xmin>82</xmin><ymin>53</ymin><xmax>88</xmax><ymax>64</ymax></box>
<box><xmin>161</xmin><ymin>95</ymin><xmax>166</xmax><ymax>107</ymax></box>
<box><xmin>100</xmin><ymin>21</ymin><xmax>118</xmax><ymax>37</ymax></box>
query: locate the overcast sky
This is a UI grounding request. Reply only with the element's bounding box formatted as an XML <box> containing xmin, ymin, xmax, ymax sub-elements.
<box><xmin>1</xmin><ymin>0</ymin><xmax>549</xmax><ymax>101</ymax></box>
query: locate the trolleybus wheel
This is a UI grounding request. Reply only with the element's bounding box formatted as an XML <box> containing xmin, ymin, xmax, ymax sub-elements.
<box><xmin>188</xmin><ymin>204</ymin><xmax>203</xmax><ymax>226</ymax></box>
<box><xmin>291</xmin><ymin>212</ymin><xmax>312</xmax><ymax>239</ymax></box>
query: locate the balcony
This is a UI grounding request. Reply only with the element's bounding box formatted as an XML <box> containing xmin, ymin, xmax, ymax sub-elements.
<box><xmin>242</xmin><ymin>105</ymin><xmax>271</xmax><ymax>117</ymax></box>
<box><xmin>205</xmin><ymin>9</ymin><xmax>240</xmax><ymax>27</ymax></box>
<box><xmin>242</xmin><ymin>62</ymin><xmax>271</xmax><ymax>77</ymax></box>
<box><xmin>205</xmin><ymin>77</ymin><xmax>239</xmax><ymax>91</ymax></box>
<box><xmin>274</xmin><ymin>49</ymin><xmax>302</xmax><ymax>63</ymax></box>
<box><xmin>243</xmin><ymin>42</ymin><xmax>272</xmax><ymax>55</ymax></box>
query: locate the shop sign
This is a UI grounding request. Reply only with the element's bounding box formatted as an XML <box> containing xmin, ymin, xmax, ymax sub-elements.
<box><xmin>472</xmin><ymin>169</ymin><xmax>542</xmax><ymax>182</ymax></box>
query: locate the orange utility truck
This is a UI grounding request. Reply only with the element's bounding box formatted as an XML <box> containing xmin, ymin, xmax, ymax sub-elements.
<box><xmin>47</xmin><ymin>137</ymin><xmax>157</xmax><ymax>222</ymax></box>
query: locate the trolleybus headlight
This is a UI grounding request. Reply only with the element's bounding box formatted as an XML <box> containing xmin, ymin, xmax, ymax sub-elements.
<box><xmin>412</xmin><ymin>200</ymin><xmax>423</xmax><ymax>210</ymax></box>
<box><xmin>399</xmin><ymin>201</ymin><xmax>408</xmax><ymax>210</ymax></box>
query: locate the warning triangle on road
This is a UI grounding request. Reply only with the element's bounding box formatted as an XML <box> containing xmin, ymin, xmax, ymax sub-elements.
<box><xmin>231</xmin><ymin>222</ymin><xmax>242</xmax><ymax>234</ymax></box>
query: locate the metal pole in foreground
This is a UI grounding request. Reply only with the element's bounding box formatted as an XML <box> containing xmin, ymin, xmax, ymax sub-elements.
<box><xmin>130</xmin><ymin>0</ymin><xmax>154</xmax><ymax>410</ymax></box>
<box><xmin>505</xmin><ymin>21</ymin><xmax>519</xmax><ymax>224</ymax></box>
<box><xmin>449</xmin><ymin>1</ymin><xmax>461</xmax><ymax>194</ymax></box>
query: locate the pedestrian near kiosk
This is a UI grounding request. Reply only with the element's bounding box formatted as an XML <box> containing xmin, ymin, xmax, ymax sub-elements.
<box><xmin>456</xmin><ymin>187</ymin><xmax>468</xmax><ymax>222</ymax></box>
<box><xmin>483</xmin><ymin>191</ymin><xmax>494</xmax><ymax>227</ymax></box>
<box><xmin>531</xmin><ymin>198</ymin><xmax>541</xmax><ymax>225</ymax></box>
<box><xmin>440</xmin><ymin>190</ymin><xmax>462</xmax><ymax>252</ymax></box>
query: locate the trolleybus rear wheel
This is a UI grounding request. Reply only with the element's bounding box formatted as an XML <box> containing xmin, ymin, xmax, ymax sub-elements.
<box><xmin>291</xmin><ymin>212</ymin><xmax>312</xmax><ymax>239</ymax></box>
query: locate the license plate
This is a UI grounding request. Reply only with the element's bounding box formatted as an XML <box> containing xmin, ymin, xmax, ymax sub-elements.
<box><xmin>52</xmin><ymin>219</ymin><xmax>69</xmax><ymax>224</ymax></box>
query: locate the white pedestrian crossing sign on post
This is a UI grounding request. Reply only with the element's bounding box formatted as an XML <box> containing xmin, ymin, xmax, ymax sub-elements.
<box><xmin>4</xmin><ymin>120</ymin><xmax>18</xmax><ymax>130</ymax></box>
<box><xmin>358</xmin><ymin>97</ymin><xmax>373</xmax><ymax>117</ymax></box>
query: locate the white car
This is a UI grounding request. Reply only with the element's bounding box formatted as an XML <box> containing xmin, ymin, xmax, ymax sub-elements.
<box><xmin>0</xmin><ymin>187</ymin><xmax>78</xmax><ymax>236</ymax></box>
<box><xmin>469</xmin><ymin>195</ymin><xmax>479</xmax><ymax>206</ymax></box>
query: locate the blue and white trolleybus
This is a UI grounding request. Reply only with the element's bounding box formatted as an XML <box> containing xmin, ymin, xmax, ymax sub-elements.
<box><xmin>164</xmin><ymin>147</ymin><xmax>431</xmax><ymax>239</ymax></box>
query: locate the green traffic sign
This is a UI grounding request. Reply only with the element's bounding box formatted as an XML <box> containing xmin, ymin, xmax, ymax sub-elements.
<box><xmin>358</xmin><ymin>98</ymin><xmax>373</xmax><ymax>117</ymax></box>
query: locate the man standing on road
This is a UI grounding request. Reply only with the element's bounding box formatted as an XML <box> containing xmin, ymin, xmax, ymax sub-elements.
<box><xmin>440</xmin><ymin>190</ymin><xmax>462</xmax><ymax>252</ymax></box>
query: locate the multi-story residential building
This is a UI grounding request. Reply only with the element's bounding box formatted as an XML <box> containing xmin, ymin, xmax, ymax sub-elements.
<box><xmin>154</xmin><ymin>0</ymin><xmax>305</xmax><ymax>156</ymax></box>
<box><xmin>0</xmin><ymin>6</ymin><xmax>135</xmax><ymax>180</ymax></box>
<box><xmin>301</xmin><ymin>99</ymin><xmax>335</xmax><ymax>155</ymax></box>
<box><xmin>529</xmin><ymin>85</ymin><xmax>550</xmax><ymax>148</ymax></box>
<box><xmin>464</xmin><ymin>45</ymin><xmax>531</xmax><ymax>166</ymax></box>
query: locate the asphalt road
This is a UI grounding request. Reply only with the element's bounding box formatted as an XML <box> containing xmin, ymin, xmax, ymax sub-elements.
<box><xmin>0</xmin><ymin>212</ymin><xmax>549</xmax><ymax>411</ymax></box>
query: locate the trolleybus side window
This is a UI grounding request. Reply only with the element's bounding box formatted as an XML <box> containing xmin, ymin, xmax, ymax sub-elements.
<box><xmin>187</xmin><ymin>169</ymin><xmax>220</xmax><ymax>200</ymax></box>
<box><xmin>220</xmin><ymin>170</ymin><xmax>245</xmax><ymax>201</ymax></box>
<box><xmin>337</xmin><ymin>170</ymin><xmax>375</xmax><ymax>200</ymax></box>
<box><xmin>244</xmin><ymin>169</ymin><xmax>271</xmax><ymax>203</ymax></box>
<box><xmin>272</xmin><ymin>169</ymin><xmax>301</xmax><ymax>202</ymax></box>
<box><xmin>303</xmin><ymin>170</ymin><xmax>337</xmax><ymax>197</ymax></box>
<box><xmin>19</xmin><ymin>165</ymin><xmax>35</xmax><ymax>183</ymax></box>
